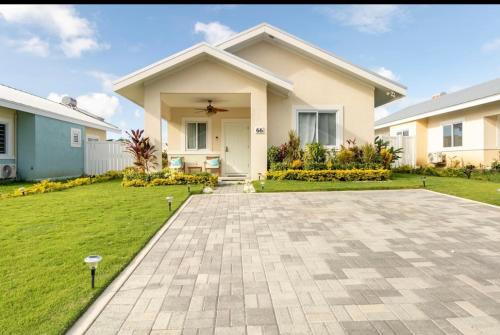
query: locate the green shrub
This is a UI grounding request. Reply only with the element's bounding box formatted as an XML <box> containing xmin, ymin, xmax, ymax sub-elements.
<box><xmin>270</xmin><ymin>162</ymin><xmax>289</xmax><ymax>171</ymax></box>
<box><xmin>303</xmin><ymin>162</ymin><xmax>327</xmax><ymax>170</ymax></box>
<box><xmin>267</xmin><ymin>146</ymin><xmax>281</xmax><ymax>168</ymax></box>
<box><xmin>303</xmin><ymin>142</ymin><xmax>326</xmax><ymax>164</ymax></box>
<box><xmin>266</xmin><ymin>169</ymin><xmax>391</xmax><ymax>182</ymax></box>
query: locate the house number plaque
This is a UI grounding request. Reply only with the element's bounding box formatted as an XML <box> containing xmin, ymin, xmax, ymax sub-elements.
<box><xmin>255</xmin><ymin>127</ymin><xmax>265</xmax><ymax>134</ymax></box>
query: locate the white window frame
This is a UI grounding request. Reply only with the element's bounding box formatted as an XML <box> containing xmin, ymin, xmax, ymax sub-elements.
<box><xmin>396</xmin><ymin>129</ymin><xmax>410</xmax><ymax>136</ymax></box>
<box><xmin>0</xmin><ymin>116</ymin><xmax>14</xmax><ymax>159</ymax></box>
<box><xmin>71</xmin><ymin>128</ymin><xmax>82</xmax><ymax>148</ymax></box>
<box><xmin>293</xmin><ymin>105</ymin><xmax>344</xmax><ymax>149</ymax></box>
<box><xmin>182</xmin><ymin>117</ymin><xmax>211</xmax><ymax>152</ymax></box>
<box><xmin>442</xmin><ymin>121</ymin><xmax>463</xmax><ymax>148</ymax></box>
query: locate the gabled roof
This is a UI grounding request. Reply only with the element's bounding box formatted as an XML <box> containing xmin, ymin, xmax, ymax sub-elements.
<box><xmin>0</xmin><ymin>84</ymin><xmax>120</xmax><ymax>133</ymax></box>
<box><xmin>375</xmin><ymin>77</ymin><xmax>500</xmax><ymax>129</ymax></box>
<box><xmin>217</xmin><ymin>23</ymin><xmax>407</xmax><ymax>107</ymax></box>
<box><xmin>113</xmin><ymin>42</ymin><xmax>294</xmax><ymax>106</ymax></box>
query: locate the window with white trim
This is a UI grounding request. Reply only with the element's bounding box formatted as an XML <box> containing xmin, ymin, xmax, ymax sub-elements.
<box><xmin>443</xmin><ymin>122</ymin><xmax>462</xmax><ymax>147</ymax></box>
<box><xmin>0</xmin><ymin>123</ymin><xmax>6</xmax><ymax>155</ymax></box>
<box><xmin>71</xmin><ymin>128</ymin><xmax>82</xmax><ymax>148</ymax></box>
<box><xmin>396</xmin><ymin>129</ymin><xmax>409</xmax><ymax>136</ymax></box>
<box><xmin>186</xmin><ymin>122</ymin><xmax>207</xmax><ymax>150</ymax></box>
<box><xmin>297</xmin><ymin>110</ymin><xmax>338</xmax><ymax>147</ymax></box>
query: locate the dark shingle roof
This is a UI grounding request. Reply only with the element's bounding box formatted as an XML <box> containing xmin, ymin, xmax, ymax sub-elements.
<box><xmin>375</xmin><ymin>77</ymin><xmax>500</xmax><ymax>127</ymax></box>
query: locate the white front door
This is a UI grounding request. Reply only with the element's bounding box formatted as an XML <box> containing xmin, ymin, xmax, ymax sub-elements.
<box><xmin>223</xmin><ymin>120</ymin><xmax>250</xmax><ymax>176</ymax></box>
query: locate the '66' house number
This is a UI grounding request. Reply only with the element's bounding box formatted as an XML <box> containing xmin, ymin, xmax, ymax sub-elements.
<box><xmin>255</xmin><ymin>127</ymin><xmax>265</xmax><ymax>134</ymax></box>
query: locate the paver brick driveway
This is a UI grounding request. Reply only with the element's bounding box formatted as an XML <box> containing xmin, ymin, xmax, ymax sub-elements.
<box><xmin>86</xmin><ymin>190</ymin><xmax>500</xmax><ymax>335</ymax></box>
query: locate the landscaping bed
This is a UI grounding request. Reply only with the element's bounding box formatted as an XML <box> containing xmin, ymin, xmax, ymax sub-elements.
<box><xmin>0</xmin><ymin>180</ymin><xmax>201</xmax><ymax>334</ymax></box>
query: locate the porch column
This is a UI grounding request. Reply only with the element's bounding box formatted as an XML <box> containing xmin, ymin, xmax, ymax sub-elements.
<box><xmin>250</xmin><ymin>84</ymin><xmax>268</xmax><ymax>180</ymax></box>
<box><xmin>144</xmin><ymin>89</ymin><xmax>162</xmax><ymax>170</ymax></box>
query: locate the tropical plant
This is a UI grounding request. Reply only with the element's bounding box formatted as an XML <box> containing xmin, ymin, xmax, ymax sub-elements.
<box><xmin>284</xmin><ymin>130</ymin><xmax>301</xmax><ymax>163</ymax></box>
<box><xmin>124</xmin><ymin>129</ymin><xmax>158</xmax><ymax>173</ymax></box>
<box><xmin>360</xmin><ymin>143</ymin><xmax>377</xmax><ymax>164</ymax></box>
<box><xmin>303</xmin><ymin>142</ymin><xmax>327</xmax><ymax>164</ymax></box>
<box><xmin>462</xmin><ymin>164</ymin><xmax>475</xmax><ymax>179</ymax></box>
<box><xmin>290</xmin><ymin>159</ymin><xmax>304</xmax><ymax>169</ymax></box>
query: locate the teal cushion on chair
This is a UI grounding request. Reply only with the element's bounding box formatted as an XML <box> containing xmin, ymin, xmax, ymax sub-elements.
<box><xmin>170</xmin><ymin>158</ymin><xmax>182</xmax><ymax>168</ymax></box>
<box><xmin>207</xmin><ymin>158</ymin><xmax>220</xmax><ymax>168</ymax></box>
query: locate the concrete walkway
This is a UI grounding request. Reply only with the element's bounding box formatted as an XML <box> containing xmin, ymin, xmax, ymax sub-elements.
<box><xmin>85</xmin><ymin>190</ymin><xmax>500</xmax><ymax>335</ymax></box>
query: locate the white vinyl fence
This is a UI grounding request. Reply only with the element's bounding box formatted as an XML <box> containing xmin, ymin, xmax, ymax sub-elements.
<box><xmin>85</xmin><ymin>141</ymin><xmax>134</xmax><ymax>175</ymax></box>
<box><xmin>380</xmin><ymin>136</ymin><xmax>416</xmax><ymax>167</ymax></box>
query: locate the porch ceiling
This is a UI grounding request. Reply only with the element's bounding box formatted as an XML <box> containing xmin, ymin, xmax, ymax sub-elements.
<box><xmin>161</xmin><ymin>93</ymin><xmax>250</xmax><ymax>108</ymax></box>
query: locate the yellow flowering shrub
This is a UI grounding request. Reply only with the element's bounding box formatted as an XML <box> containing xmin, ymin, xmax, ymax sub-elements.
<box><xmin>1</xmin><ymin>170</ymin><xmax>124</xmax><ymax>200</ymax></box>
<box><xmin>265</xmin><ymin>169</ymin><xmax>391</xmax><ymax>182</ymax></box>
<box><xmin>123</xmin><ymin>171</ymin><xmax>218</xmax><ymax>188</ymax></box>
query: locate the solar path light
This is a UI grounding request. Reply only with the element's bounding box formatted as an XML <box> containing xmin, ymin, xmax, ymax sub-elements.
<box><xmin>84</xmin><ymin>255</ymin><xmax>102</xmax><ymax>289</ymax></box>
<box><xmin>166</xmin><ymin>196</ymin><xmax>173</xmax><ymax>211</ymax></box>
<box><xmin>421</xmin><ymin>176</ymin><xmax>426</xmax><ymax>188</ymax></box>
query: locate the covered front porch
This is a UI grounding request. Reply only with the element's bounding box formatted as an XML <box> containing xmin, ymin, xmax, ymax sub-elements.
<box><xmin>161</xmin><ymin>93</ymin><xmax>252</xmax><ymax>178</ymax></box>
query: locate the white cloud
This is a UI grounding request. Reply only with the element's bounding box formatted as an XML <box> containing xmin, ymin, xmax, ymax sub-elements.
<box><xmin>133</xmin><ymin>109</ymin><xmax>142</xmax><ymax>118</ymax></box>
<box><xmin>87</xmin><ymin>71</ymin><xmax>117</xmax><ymax>92</ymax></box>
<box><xmin>194</xmin><ymin>21</ymin><xmax>236</xmax><ymax>44</ymax></box>
<box><xmin>4</xmin><ymin>36</ymin><xmax>50</xmax><ymax>57</ymax></box>
<box><xmin>320</xmin><ymin>5</ymin><xmax>403</xmax><ymax>34</ymax></box>
<box><xmin>48</xmin><ymin>92</ymin><xmax>120</xmax><ymax>119</ymax></box>
<box><xmin>373</xmin><ymin>66</ymin><xmax>399</xmax><ymax>81</ymax></box>
<box><xmin>0</xmin><ymin>5</ymin><xmax>107</xmax><ymax>57</ymax></box>
<box><xmin>482</xmin><ymin>38</ymin><xmax>500</xmax><ymax>52</ymax></box>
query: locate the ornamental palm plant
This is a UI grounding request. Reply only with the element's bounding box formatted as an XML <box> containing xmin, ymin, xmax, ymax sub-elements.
<box><xmin>124</xmin><ymin>129</ymin><xmax>158</xmax><ymax>173</ymax></box>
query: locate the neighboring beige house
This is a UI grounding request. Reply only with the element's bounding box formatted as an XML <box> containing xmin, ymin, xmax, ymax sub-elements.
<box><xmin>375</xmin><ymin>78</ymin><xmax>500</xmax><ymax>167</ymax></box>
<box><xmin>113</xmin><ymin>23</ymin><xmax>406</xmax><ymax>179</ymax></box>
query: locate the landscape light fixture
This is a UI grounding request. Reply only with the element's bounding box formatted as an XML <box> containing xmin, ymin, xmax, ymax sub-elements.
<box><xmin>84</xmin><ymin>255</ymin><xmax>102</xmax><ymax>289</ymax></box>
<box><xmin>187</xmin><ymin>184</ymin><xmax>191</xmax><ymax>193</ymax></box>
<box><xmin>421</xmin><ymin>176</ymin><xmax>426</xmax><ymax>188</ymax></box>
<box><xmin>258</xmin><ymin>173</ymin><xmax>262</xmax><ymax>181</ymax></box>
<box><xmin>166</xmin><ymin>196</ymin><xmax>173</xmax><ymax>211</ymax></box>
<box><xmin>260</xmin><ymin>181</ymin><xmax>265</xmax><ymax>191</ymax></box>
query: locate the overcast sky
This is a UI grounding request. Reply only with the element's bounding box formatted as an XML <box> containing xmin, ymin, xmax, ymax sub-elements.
<box><xmin>2</xmin><ymin>5</ymin><xmax>500</xmax><ymax>140</ymax></box>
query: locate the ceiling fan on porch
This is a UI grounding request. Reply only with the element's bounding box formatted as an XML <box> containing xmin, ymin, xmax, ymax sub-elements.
<box><xmin>195</xmin><ymin>100</ymin><xmax>228</xmax><ymax>115</ymax></box>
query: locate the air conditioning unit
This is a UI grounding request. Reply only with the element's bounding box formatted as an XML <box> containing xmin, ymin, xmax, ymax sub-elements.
<box><xmin>0</xmin><ymin>164</ymin><xmax>16</xmax><ymax>179</ymax></box>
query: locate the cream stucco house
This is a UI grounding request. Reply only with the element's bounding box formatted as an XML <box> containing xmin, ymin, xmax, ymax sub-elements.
<box><xmin>113</xmin><ymin>23</ymin><xmax>406</xmax><ymax>179</ymax></box>
<box><xmin>375</xmin><ymin>78</ymin><xmax>500</xmax><ymax>167</ymax></box>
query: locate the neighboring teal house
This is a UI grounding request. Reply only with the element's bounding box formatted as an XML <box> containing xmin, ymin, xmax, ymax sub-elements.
<box><xmin>0</xmin><ymin>84</ymin><xmax>120</xmax><ymax>181</ymax></box>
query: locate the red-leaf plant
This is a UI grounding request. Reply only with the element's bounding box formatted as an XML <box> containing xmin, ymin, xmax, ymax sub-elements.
<box><xmin>124</xmin><ymin>129</ymin><xmax>158</xmax><ymax>173</ymax></box>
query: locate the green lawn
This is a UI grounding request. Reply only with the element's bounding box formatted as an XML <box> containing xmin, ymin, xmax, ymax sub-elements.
<box><xmin>255</xmin><ymin>173</ymin><xmax>500</xmax><ymax>206</ymax></box>
<box><xmin>0</xmin><ymin>180</ymin><xmax>201</xmax><ymax>334</ymax></box>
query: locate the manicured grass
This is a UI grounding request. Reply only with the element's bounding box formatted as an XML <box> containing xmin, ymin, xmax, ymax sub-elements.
<box><xmin>0</xmin><ymin>181</ymin><xmax>34</xmax><ymax>195</ymax></box>
<box><xmin>0</xmin><ymin>180</ymin><xmax>201</xmax><ymax>334</ymax></box>
<box><xmin>255</xmin><ymin>173</ymin><xmax>500</xmax><ymax>206</ymax></box>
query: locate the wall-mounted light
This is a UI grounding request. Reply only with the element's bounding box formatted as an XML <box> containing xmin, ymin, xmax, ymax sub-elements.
<box><xmin>84</xmin><ymin>255</ymin><xmax>102</xmax><ymax>289</ymax></box>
